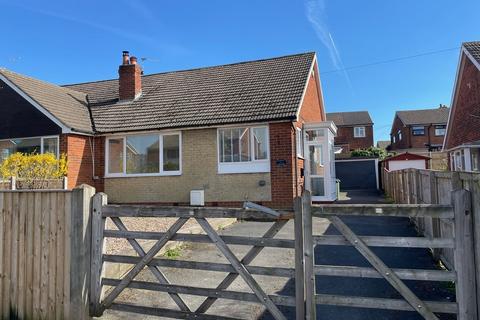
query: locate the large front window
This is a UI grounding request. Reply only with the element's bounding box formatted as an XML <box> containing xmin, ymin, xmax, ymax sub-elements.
<box><xmin>218</xmin><ymin>126</ymin><xmax>270</xmax><ymax>174</ymax></box>
<box><xmin>0</xmin><ymin>136</ymin><xmax>59</xmax><ymax>163</ymax></box>
<box><xmin>106</xmin><ymin>133</ymin><xmax>181</xmax><ymax>176</ymax></box>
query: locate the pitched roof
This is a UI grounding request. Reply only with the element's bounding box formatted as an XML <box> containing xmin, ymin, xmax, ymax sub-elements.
<box><xmin>464</xmin><ymin>41</ymin><xmax>480</xmax><ymax>66</ymax></box>
<box><xmin>0</xmin><ymin>68</ymin><xmax>93</xmax><ymax>133</ymax></box>
<box><xmin>395</xmin><ymin>107</ymin><xmax>449</xmax><ymax>125</ymax></box>
<box><xmin>376</xmin><ymin>140</ymin><xmax>390</xmax><ymax>149</ymax></box>
<box><xmin>326</xmin><ymin>111</ymin><xmax>373</xmax><ymax>126</ymax></box>
<box><xmin>65</xmin><ymin>52</ymin><xmax>316</xmax><ymax>133</ymax></box>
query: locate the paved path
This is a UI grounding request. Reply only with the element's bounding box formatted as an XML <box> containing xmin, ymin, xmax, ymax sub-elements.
<box><xmin>99</xmin><ymin>191</ymin><xmax>455</xmax><ymax>320</ymax></box>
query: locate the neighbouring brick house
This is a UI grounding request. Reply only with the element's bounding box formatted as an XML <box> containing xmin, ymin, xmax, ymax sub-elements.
<box><xmin>325</xmin><ymin>111</ymin><xmax>374</xmax><ymax>154</ymax></box>
<box><xmin>0</xmin><ymin>51</ymin><xmax>338</xmax><ymax>208</ymax></box>
<box><xmin>444</xmin><ymin>42</ymin><xmax>480</xmax><ymax>172</ymax></box>
<box><xmin>388</xmin><ymin>106</ymin><xmax>449</xmax><ymax>153</ymax></box>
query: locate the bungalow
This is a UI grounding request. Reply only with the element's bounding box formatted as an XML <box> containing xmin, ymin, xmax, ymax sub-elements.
<box><xmin>444</xmin><ymin>42</ymin><xmax>480</xmax><ymax>172</ymax></box>
<box><xmin>0</xmin><ymin>51</ymin><xmax>337</xmax><ymax>208</ymax></box>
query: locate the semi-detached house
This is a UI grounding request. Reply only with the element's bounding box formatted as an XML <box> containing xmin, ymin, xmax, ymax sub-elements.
<box><xmin>0</xmin><ymin>52</ymin><xmax>338</xmax><ymax>208</ymax></box>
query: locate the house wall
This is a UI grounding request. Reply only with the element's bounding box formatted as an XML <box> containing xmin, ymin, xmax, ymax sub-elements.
<box><xmin>60</xmin><ymin>134</ymin><xmax>104</xmax><ymax>191</ymax></box>
<box><xmin>0</xmin><ymin>79</ymin><xmax>61</xmax><ymax>139</ymax></box>
<box><xmin>293</xmin><ymin>63</ymin><xmax>327</xmax><ymax>199</ymax></box>
<box><xmin>445</xmin><ymin>56</ymin><xmax>480</xmax><ymax>149</ymax></box>
<box><xmin>104</xmin><ymin>128</ymin><xmax>272</xmax><ymax>206</ymax></box>
<box><xmin>390</xmin><ymin>116</ymin><xmax>445</xmax><ymax>151</ymax></box>
<box><xmin>334</xmin><ymin>125</ymin><xmax>374</xmax><ymax>153</ymax></box>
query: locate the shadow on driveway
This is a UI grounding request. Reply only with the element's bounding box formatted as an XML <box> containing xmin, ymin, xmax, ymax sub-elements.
<box><xmin>260</xmin><ymin>191</ymin><xmax>455</xmax><ymax>320</ymax></box>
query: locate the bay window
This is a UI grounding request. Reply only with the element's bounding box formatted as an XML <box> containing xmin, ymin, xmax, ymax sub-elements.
<box><xmin>0</xmin><ymin>136</ymin><xmax>59</xmax><ymax>163</ymax></box>
<box><xmin>218</xmin><ymin>126</ymin><xmax>270</xmax><ymax>173</ymax></box>
<box><xmin>106</xmin><ymin>132</ymin><xmax>181</xmax><ymax>176</ymax></box>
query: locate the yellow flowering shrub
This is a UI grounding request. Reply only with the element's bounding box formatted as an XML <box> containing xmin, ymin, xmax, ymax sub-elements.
<box><xmin>0</xmin><ymin>153</ymin><xmax>67</xmax><ymax>189</ymax></box>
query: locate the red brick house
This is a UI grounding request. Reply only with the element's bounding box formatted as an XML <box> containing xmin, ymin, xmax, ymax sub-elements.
<box><xmin>0</xmin><ymin>52</ymin><xmax>337</xmax><ymax>208</ymax></box>
<box><xmin>326</xmin><ymin>111</ymin><xmax>374</xmax><ymax>154</ymax></box>
<box><xmin>444</xmin><ymin>42</ymin><xmax>480</xmax><ymax>172</ymax></box>
<box><xmin>388</xmin><ymin>106</ymin><xmax>449</xmax><ymax>153</ymax></box>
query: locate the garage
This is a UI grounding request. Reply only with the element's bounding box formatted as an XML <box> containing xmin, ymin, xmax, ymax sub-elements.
<box><xmin>382</xmin><ymin>152</ymin><xmax>430</xmax><ymax>171</ymax></box>
<box><xmin>335</xmin><ymin>158</ymin><xmax>379</xmax><ymax>191</ymax></box>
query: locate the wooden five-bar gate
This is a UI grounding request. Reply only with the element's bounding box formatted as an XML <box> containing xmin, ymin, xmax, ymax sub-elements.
<box><xmin>90</xmin><ymin>189</ymin><xmax>475</xmax><ymax>320</ymax></box>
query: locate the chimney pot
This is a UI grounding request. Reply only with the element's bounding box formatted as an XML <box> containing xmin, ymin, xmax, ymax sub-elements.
<box><xmin>130</xmin><ymin>56</ymin><xmax>138</xmax><ymax>65</ymax></box>
<box><xmin>122</xmin><ymin>51</ymin><xmax>130</xmax><ymax>65</ymax></box>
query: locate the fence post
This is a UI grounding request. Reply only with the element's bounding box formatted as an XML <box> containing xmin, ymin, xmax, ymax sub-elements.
<box><xmin>10</xmin><ymin>176</ymin><xmax>16</xmax><ymax>190</ymax></box>
<box><xmin>302</xmin><ymin>191</ymin><xmax>316</xmax><ymax>320</ymax></box>
<box><xmin>90</xmin><ymin>193</ymin><xmax>108</xmax><ymax>317</ymax></box>
<box><xmin>63</xmin><ymin>177</ymin><xmax>69</xmax><ymax>190</ymax></box>
<box><xmin>294</xmin><ymin>197</ymin><xmax>305</xmax><ymax>320</ymax></box>
<box><xmin>453</xmin><ymin>189</ymin><xmax>478</xmax><ymax>320</ymax></box>
<box><xmin>69</xmin><ymin>184</ymin><xmax>96</xmax><ymax>320</ymax></box>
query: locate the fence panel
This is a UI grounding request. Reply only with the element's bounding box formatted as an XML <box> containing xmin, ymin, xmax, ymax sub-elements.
<box><xmin>0</xmin><ymin>185</ymin><xmax>94</xmax><ymax>320</ymax></box>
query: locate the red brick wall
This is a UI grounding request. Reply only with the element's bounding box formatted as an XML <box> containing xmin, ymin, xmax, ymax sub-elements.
<box><xmin>445</xmin><ymin>55</ymin><xmax>480</xmax><ymax>149</ymax></box>
<box><xmin>60</xmin><ymin>134</ymin><xmax>104</xmax><ymax>191</ymax></box>
<box><xmin>119</xmin><ymin>63</ymin><xmax>142</xmax><ymax>100</ymax></box>
<box><xmin>334</xmin><ymin>125</ymin><xmax>373</xmax><ymax>153</ymax></box>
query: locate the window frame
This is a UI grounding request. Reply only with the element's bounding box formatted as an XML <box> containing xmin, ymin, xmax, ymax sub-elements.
<box><xmin>296</xmin><ymin>127</ymin><xmax>304</xmax><ymax>158</ymax></box>
<box><xmin>105</xmin><ymin>131</ymin><xmax>182</xmax><ymax>178</ymax></box>
<box><xmin>435</xmin><ymin>125</ymin><xmax>446</xmax><ymax>136</ymax></box>
<box><xmin>353</xmin><ymin>126</ymin><xmax>366</xmax><ymax>138</ymax></box>
<box><xmin>217</xmin><ymin>125</ymin><xmax>270</xmax><ymax>174</ymax></box>
<box><xmin>0</xmin><ymin>135</ymin><xmax>60</xmax><ymax>162</ymax></box>
<box><xmin>397</xmin><ymin>130</ymin><xmax>402</xmax><ymax>141</ymax></box>
<box><xmin>412</xmin><ymin>126</ymin><xmax>425</xmax><ymax>136</ymax></box>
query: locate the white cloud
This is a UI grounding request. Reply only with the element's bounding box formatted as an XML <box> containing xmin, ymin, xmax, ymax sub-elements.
<box><xmin>305</xmin><ymin>0</ymin><xmax>352</xmax><ymax>87</ymax></box>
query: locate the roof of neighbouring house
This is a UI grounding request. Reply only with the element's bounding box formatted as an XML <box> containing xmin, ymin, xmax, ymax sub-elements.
<box><xmin>395</xmin><ymin>106</ymin><xmax>450</xmax><ymax>125</ymax></box>
<box><xmin>376</xmin><ymin>140</ymin><xmax>390</xmax><ymax>149</ymax></box>
<box><xmin>382</xmin><ymin>152</ymin><xmax>431</xmax><ymax>162</ymax></box>
<box><xmin>0</xmin><ymin>52</ymin><xmax>317</xmax><ymax>134</ymax></box>
<box><xmin>0</xmin><ymin>68</ymin><xmax>93</xmax><ymax>133</ymax></box>
<box><xmin>325</xmin><ymin>111</ymin><xmax>373</xmax><ymax>126</ymax></box>
<box><xmin>464</xmin><ymin>41</ymin><xmax>480</xmax><ymax>65</ymax></box>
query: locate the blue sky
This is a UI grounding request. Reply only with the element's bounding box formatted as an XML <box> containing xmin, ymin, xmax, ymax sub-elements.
<box><xmin>1</xmin><ymin>1</ymin><xmax>478</xmax><ymax>142</ymax></box>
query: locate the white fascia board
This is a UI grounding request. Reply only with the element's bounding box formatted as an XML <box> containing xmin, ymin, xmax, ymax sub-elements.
<box><xmin>0</xmin><ymin>73</ymin><xmax>72</xmax><ymax>134</ymax></box>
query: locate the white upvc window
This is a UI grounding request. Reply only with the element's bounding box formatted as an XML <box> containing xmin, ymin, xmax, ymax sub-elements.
<box><xmin>296</xmin><ymin>127</ymin><xmax>304</xmax><ymax>158</ymax></box>
<box><xmin>435</xmin><ymin>125</ymin><xmax>446</xmax><ymax>136</ymax></box>
<box><xmin>0</xmin><ymin>135</ymin><xmax>59</xmax><ymax>163</ymax></box>
<box><xmin>354</xmin><ymin>126</ymin><xmax>366</xmax><ymax>138</ymax></box>
<box><xmin>217</xmin><ymin>126</ymin><xmax>270</xmax><ymax>174</ymax></box>
<box><xmin>398</xmin><ymin>130</ymin><xmax>402</xmax><ymax>141</ymax></box>
<box><xmin>105</xmin><ymin>132</ymin><xmax>182</xmax><ymax>177</ymax></box>
<box><xmin>412</xmin><ymin>126</ymin><xmax>425</xmax><ymax>136</ymax></box>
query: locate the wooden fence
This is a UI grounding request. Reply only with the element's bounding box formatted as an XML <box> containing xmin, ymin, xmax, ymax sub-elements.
<box><xmin>0</xmin><ymin>176</ymin><xmax>68</xmax><ymax>190</ymax></box>
<box><xmin>0</xmin><ymin>185</ymin><xmax>94</xmax><ymax>320</ymax></box>
<box><xmin>382</xmin><ymin>168</ymin><xmax>480</xmax><ymax>317</ymax></box>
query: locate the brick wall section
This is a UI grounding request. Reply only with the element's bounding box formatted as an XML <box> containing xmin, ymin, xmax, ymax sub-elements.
<box><xmin>60</xmin><ymin>134</ymin><xmax>104</xmax><ymax>191</ymax></box>
<box><xmin>390</xmin><ymin>116</ymin><xmax>445</xmax><ymax>151</ymax></box>
<box><xmin>290</xmin><ymin>63</ymin><xmax>326</xmax><ymax>199</ymax></box>
<box><xmin>445</xmin><ymin>55</ymin><xmax>480</xmax><ymax>149</ymax></box>
<box><xmin>334</xmin><ymin>125</ymin><xmax>374</xmax><ymax>153</ymax></box>
<box><xmin>118</xmin><ymin>62</ymin><xmax>142</xmax><ymax>101</ymax></box>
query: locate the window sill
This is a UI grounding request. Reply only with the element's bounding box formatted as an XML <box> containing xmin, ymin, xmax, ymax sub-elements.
<box><xmin>218</xmin><ymin>161</ymin><xmax>270</xmax><ymax>174</ymax></box>
<box><xmin>105</xmin><ymin>172</ymin><xmax>182</xmax><ymax>178</ymax></box>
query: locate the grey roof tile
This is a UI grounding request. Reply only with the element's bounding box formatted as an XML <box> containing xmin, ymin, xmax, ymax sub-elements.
<box><xmin>0</xmin><ymin>68</ymin><xmax>93</xmax><ymax>133</ymax></box>
<box><xmin>65</xmin><ymin>52</ymin><xmax>315</xmax><ymax>133</ymax></box>
<box><xmin>464</xmin><ymin>41</ymin><xmax>480</xmax><ymax>65</ymax></box>
<box><xmin>396</xmin><ymin>107</ymin><xmax>449</xmax><ymax>125</ymax></box>
<box><xmin>326</xmin><ymin>111</ymin><xmax>373</xmax><ymax>126</ymax></box>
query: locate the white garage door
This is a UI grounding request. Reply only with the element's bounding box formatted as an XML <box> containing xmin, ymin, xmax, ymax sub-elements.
<box><xmin>389</xmin><ymin>160</ymin><xmax>426</xmax><ymax>171</ymax></box>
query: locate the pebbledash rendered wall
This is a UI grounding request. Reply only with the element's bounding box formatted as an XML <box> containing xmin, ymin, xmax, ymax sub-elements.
<box><xmin>104</xmin><ymin>128</ymin><xmax>272</xmax><ymax>205</ymax></box>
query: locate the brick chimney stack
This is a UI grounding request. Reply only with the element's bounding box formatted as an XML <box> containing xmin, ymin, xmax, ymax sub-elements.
<box><xmin>118</xmin><ymin>51</ymin><xmax>142</xmax><ymax>101</ymax></box>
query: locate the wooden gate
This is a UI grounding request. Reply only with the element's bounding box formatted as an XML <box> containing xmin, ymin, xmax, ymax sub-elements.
<box><xmin>89</xmin><ymin>193</ymin><xmax>302</xmax><ymax>320</ymax></box>
<box><xmin>300</xmin><ymin>189</ymin><xmax>475</xmax><ymax>320</ymax></box>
